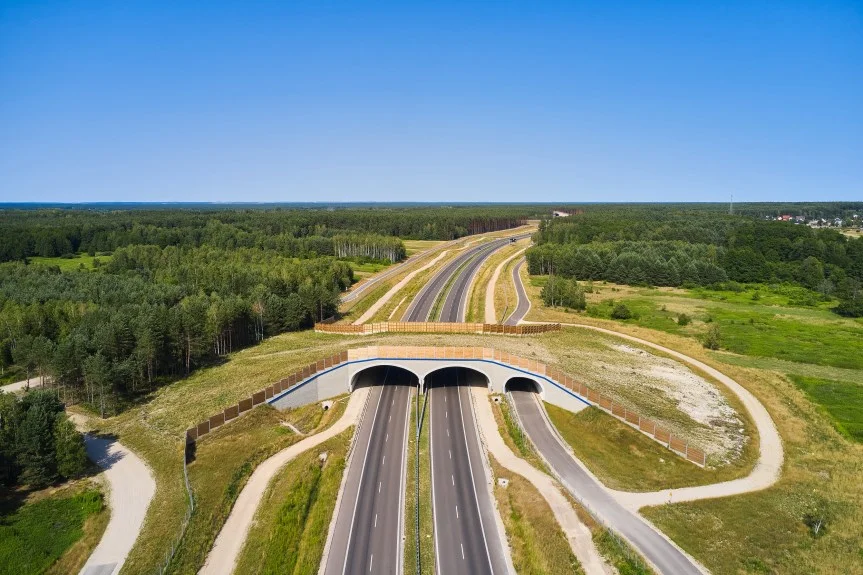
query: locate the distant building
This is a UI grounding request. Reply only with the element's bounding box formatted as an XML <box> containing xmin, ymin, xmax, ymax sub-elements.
<box><xmin>779</xmin><ymin>214</ymin><xmax>792</xmax><ymax>221</ymax></box>
<box><xmin>553</xmin><ymin>211</ymin><xmax>571</xmax><ymax>218</ymax></box>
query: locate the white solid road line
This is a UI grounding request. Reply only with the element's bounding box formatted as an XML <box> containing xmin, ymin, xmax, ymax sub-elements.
<box><xmin>456</xmin><ymin>386</ymin><xmax>495</xmax><ymax>574</ymax></box>
<box><xmin>341</xmin><ymin>387</ymin><xmax>386</xmax><ymax>575</ymax></box>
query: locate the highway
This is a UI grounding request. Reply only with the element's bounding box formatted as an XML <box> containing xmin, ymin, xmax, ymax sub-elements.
<box><xmin>405</xmin><ymin>234</ymin><xmax>529</xmax><ymax>322</ymax></box>
<box><xmin>509</xmin><ymin>388</ymin><xmax>704</xmax><ymax>575</ymax></box>
<box><xmin>503</xmin><ymin>259</ymin><xmax>529</xmax><ymax>325</ymax></box>
<box><xmin>428</xmin><ymin>368</ymin><xmax>508</xmax><ymax>575</ymax></box>
<box><xmin>323</xmin><ymin>367</ymin><xmax>414</xmax><ymax>575</ymax></box>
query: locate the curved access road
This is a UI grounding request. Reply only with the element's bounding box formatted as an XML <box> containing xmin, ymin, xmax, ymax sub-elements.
<box><xmin>521</xmin><ymin>321</ymin><xmax>783</xmax><ymax>509</ymax></box>
<box><xmin>510</xmin><ymin>389</ymin><xmax>705</xmax><ymax>574</ymax></box>
<box><xmin>78</xmin><ymin>433</ymin><xmax>156</xmax><ymax>575</ymax></box>
<box><xmin>322</xmin><ymin>369</ymin><xmax>414</xmax><ymax>575</ymax></box>
<box><xmin>503</xmin><ymin>259</ymin><xmax>529</xmax><ymax>326</ymax></box>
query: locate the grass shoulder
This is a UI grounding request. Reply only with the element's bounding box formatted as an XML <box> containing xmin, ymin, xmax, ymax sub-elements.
<box><xmin>545</xmin><ymin>404</ymin><xmax>754</xmax><ymax>492</ymax></box>
<box><xmin>233</xmin><ymin>428</ymin><xmax>352</xmax><ymax>575</ymax></box>
<box><xmin>489</xmin><ymin>456</ymin><xmax>584</xmax><ymax>575</ymax></box>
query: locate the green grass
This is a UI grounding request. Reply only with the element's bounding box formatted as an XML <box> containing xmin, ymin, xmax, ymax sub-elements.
<box><xmin>346</xmin><ymin>260</ymin><xmax>391</xmax><ymax>275</ymax></box>
<box><xmin>405</xmin><ymin>390</ymin><xmax>434</xmax><ymax>575</ymax></box>
<box><xmin>490</xmin><ymin>396</ymin><xmax>546</xmax><ymax>472</ymax></box>
<box><xmin>489</xmin><ymin>456</ymin><xmax>584</xmax><ymax>575</ymax></box>
<box><xmin>403</xmin><ymin>240</ymin><xmax>445</xmax><ymax>256</ymax></box>
<box><xmin>544</xmin><ymin>404</ymin><xmax>756</xmax><ymax>491</ymax></box>
<box><xmin>788</xmin><ymin>375</ymin><xmax>863</xmax><ymax>442</ymax></box>
<box><xmin>0</xmin><ymin>488</ymin><xmax>105</xmax><ymax>575</ymax></box>
<box><xmin>593</xmin><ymin>530</ymin><xmax>654</xmax><ymax>575</ymax></box>
<box><xmin>233</xmin><ymin>429</ymin><xmax>350</xmax><ymax>575</ymax></box>
<box><xmin>28</xmin><ymin>252</ymin><xmax>113</xmax><ymax>271</ymax></box>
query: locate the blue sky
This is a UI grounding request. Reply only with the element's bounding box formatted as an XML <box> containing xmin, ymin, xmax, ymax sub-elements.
<box><xmin>1</xmin><ymin>1</ymin><xmax>861</xmax><ymax>203</ymax></box>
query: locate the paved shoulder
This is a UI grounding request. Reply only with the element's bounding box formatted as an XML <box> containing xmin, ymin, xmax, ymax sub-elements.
<box><xmin>79</xmin><ymin>435</ymin><xmax>156</xmax><ymax>575</ymax></box>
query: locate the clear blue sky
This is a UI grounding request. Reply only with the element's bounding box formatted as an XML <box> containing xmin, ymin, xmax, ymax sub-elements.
<box><xmin>1</xmin><ymin>1</ymin><xmax>861</xmax><ymax>203</ymax></box>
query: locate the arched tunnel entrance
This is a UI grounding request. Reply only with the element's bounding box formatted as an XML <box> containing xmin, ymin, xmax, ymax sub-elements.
<box><xmin>351</xmin><ymin>365</ymin><xmax>420</xmax><ymax>391</ymax></box>
<box><xmin>424</xmin><ymin>366</ymin><xmax>489</xmax><ymax>391</ymax></box>
<box><xmin>504</xmin><ymin>376</ymin><xmax>542</xmax><ymax>394</ymax></box>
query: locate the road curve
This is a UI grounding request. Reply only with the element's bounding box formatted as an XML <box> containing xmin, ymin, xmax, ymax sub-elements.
<box><xmin>503</xmin><ymin>259</ymin><xmax>529</xmax><ymax>325</ymax></box>
<box><xmin>406</xmin><ymin>234</ymin><xmax>529</xmax><ymax>322</ymax></box>
<box><xmin>78</xmin><ymin>434</ymin><xmax>156</xmax><ymax>575</ymax></box>
<box><xmin>439</xmin><ymin>239</ymin><xmax>516</xmax><ymax>322</ymax></box>
<box><xmin>510</xmin><ymin>390</ymin><xmax>705</xmax><ymax>575</ymax></box>
<box><xmin>323</xmin><ymin>369</ymin><xmax>414</xmax><ymax>575</ymax></box>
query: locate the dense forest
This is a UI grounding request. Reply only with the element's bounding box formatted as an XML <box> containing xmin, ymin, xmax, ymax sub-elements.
<box><xmin>527</xmin><ymin>206</ymin><xmax>863</xmax><ymax>316</ymax></box>
<box><xmin>0</xmin><ymin>206</ymin><xmax>534</xmax><ymax>262</ymax></box>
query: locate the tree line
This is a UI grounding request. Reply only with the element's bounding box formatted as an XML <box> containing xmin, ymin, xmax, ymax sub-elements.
<box><xmin>0</xmin><ymin>206</ymin><xmax>538</xmax><ymax>262</ymax></box>
<box><xmin>528</xmin><ymin>208</ymin><xmax>863</xmax><ymax>316</ymax></box>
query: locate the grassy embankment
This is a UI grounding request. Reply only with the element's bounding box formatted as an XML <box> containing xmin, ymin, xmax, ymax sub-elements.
<box><xmin>233</xmin><ymin>428</ymin><xmax>351</xmax><ymax>575</ymax></box>
<box><xmin>545</xmin><ymin>404</ymin><xmax>756</xmax><ymax>491</ymax></box>
<box><xmin>522</xmin><ymin>279</ymin><xmax>863</xmax><ymax>573</ymax></box>
<box><xmin>167</xmin><ymin>399</ymin><xmax>345</xmax><ymax>574</ymax></box>
<box><xmin>0</xmin><ymin>484</ymin><xmax>107</xmax><ymax>575</ymax></box>
<box><xmin>403</xmin><ymin>239</ymin><xmax>446</xmax><ymax>256</ymax></box>
<box><xmin>489</xmin><ymin>456</ymin><xmax>583</xmax><ymax>575</ymax></box>
<box><xmin>465</xmin><ymin>239</ymin><xmax>527</xmax><ymax>323</ymax></box>
<box><xmin>404</xmin><ymin>392</ymin><xmax>434</xmax><ymax>575</ymax></box>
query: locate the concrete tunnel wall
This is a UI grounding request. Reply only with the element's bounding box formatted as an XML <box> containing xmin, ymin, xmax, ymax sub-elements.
<box><xmin>268</xmin><ymin>357</ymin><xmax>590</xmax><ymax>415</ymax></box>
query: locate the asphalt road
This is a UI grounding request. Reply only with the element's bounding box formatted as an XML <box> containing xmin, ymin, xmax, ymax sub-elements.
<box><xmin>509</xmin><ymin>389</ymin><xmax>704</xmax><ymax>575</ymax></box>
<box><xmin>503</xmin><ymin>259</ymin><xmax>529</xmax><ymax>325</ymax></box>
<box><xmin>439</xmin><ymin>239</ymin><xmax>513</xmax><ymax>322</ymax></box>
<box><xmin>323</xmin><ymin>367</ymin><xmax>414</xmax><ymax>575</ymax></box>
<box><xmin>405</xmin><ymin>235</ymin><xmax>529</xmax><ymax>322</ymax></box>
<box><xmin>428</xmin><ymin>368</ymin><xmax>508</xmax><ymax>575</ymax></box>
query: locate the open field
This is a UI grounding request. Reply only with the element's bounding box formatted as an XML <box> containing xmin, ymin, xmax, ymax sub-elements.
<box><xmin>518</xmin><ymin>278</ymin><xmax>863</xmax><ymax>572</ymax></box>
<box><xmin>489</xmin><ymin>456</ymin><xmax>584</xmax><ymax>575</ymax></box>
<box><xmin>233</xmin><ymin>429</ymin><xmax>350</xmax><ymax>575</ymax></box>
<box><xmin>788</xmin><ymin>375</ymin><xmax>863</xmax><ymax>443</ymax></box>
<box><xmin>526</xmin><ymin>277</ymin><xmax>863</xmax><ymax>371</ymax></box>
<box><xmin>27</xmin><ymin>252</ymin><xmax>114</xmax><ymax>271</ymax></box>
<box><xmin>0</xmin><ymin>484</ymin><xmax>107</xmax><ymax>575</ymax></box>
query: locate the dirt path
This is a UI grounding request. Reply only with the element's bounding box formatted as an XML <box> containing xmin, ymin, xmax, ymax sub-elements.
<box><xmin>471</xmin><ymin>387</ymin><xmax>612</xmax><ymax>575</ymax></box>
<box><xmin>523</xmin><ymin>321</ymin><xmax>784</xmax><ymax>509</ymax></box>
<box><xmin>354</xmin><ymin>250</ymin><xmax>450</xmax><ymax>324</ymax></box>
<box><xmin>1</xmin><ymin>375</ymin><xmax>45</xmax><ymax>393</ymax></box>
<box><xmin>72</xmin><ymin>415</ymin><xmax>156</xmax><ymax>575</ymax></box>
<box><xmin>199</xmin><ymin>387</ymin><xmax>369</xmax><ymax>575</ymax></box>
<box><xmin>484</xmin><ymin>248</ymin><xmax>526</xmax><ymax>323</ymax></box>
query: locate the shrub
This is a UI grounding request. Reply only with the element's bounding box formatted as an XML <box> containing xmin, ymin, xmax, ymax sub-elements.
<box><xmin>677</xmin><ymin>313</ymin><xmax>691</xmax><ymax>326</ymax></box>
<box><xmin>611</xmin><ymin>303</ymin><xmax>632</xmax><ymax>320</ymax></box>
<box><xmin>703</xmin><ymin>324</ymin><xmax>722</xmax><ymax>350</ymax></box>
